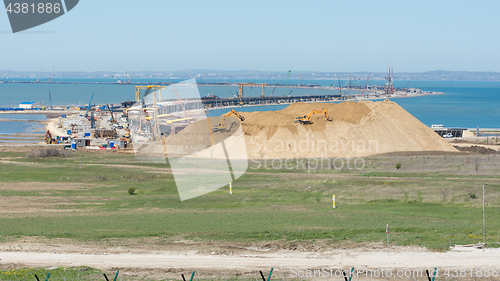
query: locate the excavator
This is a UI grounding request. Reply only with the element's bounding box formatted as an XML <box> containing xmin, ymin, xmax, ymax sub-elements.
<box><xmin>44</xmin><ymin>130</ymin><xmax>54</xmax><ymax>144</ymax></box>
<box><xmin>212</xmin><ymin>109</ymin><xmax>245</xmax><ymax>132</ymax></box>
<box><xmin>294</xmin><ymin>109</ymin><xmax>333</xmax><ymax>125</ymax></box>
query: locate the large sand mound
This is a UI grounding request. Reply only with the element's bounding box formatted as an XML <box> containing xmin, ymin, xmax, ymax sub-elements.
<box><xmin>161</xmin><ymin>100</ymin><xmax>457</xmax><ymax>159</ymax></box>
<box><xmin>241</xmin><ymin>100</ymin><xmax>457</xmax><ymax>159</ymax></box>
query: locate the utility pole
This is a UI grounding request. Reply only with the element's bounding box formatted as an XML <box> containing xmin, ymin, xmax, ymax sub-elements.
<box><xmin>483</xmin><ymin>184</ymin><xmax>486</xmax><ymax>252</ymax></box>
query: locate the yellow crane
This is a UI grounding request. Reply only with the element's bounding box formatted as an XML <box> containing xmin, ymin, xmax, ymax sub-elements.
<box><xmin>294</xmin><ymin>109</ymin><xmax>333</xmax><ymax>125</ymax></box>
<box><xmin>135</xmin><ymin>85</ymin><xmax>166</xmax><ymax>102</ymax></box>
<box><xmin>212</xmin><ymin>109</ymin><xmax>245</xmax><ymax>132</ymax></box>
<box><xmin>238</xmin><ymin>83</ymin><xmax>267</xmax><ymax>98</ymax></box>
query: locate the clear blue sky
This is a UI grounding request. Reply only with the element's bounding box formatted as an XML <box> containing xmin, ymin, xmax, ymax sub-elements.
<box><xmin>1</xmin><ymin>0</ymin><xmax>499</xmax><ymax>72</ymax></box>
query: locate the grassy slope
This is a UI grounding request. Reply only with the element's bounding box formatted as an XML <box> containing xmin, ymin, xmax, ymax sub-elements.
<box><xmin>0</xmin><ymin>150</ymin><xmax>499</xmax><ymax>251</ymax></box>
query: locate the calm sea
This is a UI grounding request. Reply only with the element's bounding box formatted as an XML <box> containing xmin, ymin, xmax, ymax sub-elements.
<box><xmin>0</xmin><ymin>114</ymin><xmax>47</xmax><ymax>134</ymax></box>
<box><xmin>0</xmin><ymin>79</ymin><xmax>499</xmax><ymax>128</ymax></box>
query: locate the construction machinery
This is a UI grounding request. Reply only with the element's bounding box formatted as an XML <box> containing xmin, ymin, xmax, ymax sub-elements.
<box><xmin>283</xmin><ymin>70</ymin><xmax>291</xmax><ymax>96</ymax></box>
<box><xmin>49</xmin><ymin>67</ymin><xmax>55</xmax><ymax>82</ymax></box>
<box><xmin>128</xmin><ymin>68</ymin><xmax>134</xmax><ymax>83</ymax></box>
<box><xmin>135</xmin><ymin>85</ymin><xmax>166</xmax><ymax>102</ymax></box>
<box><xmin>212</xmin><ymin>109</ymin><xmax>245</xmax><ymax>132</ymax></box>
<box><xmin>48</xmin><ymin>91</ymin><xmax>53</xmax><ymax>110</ymax></box>
<box><xmin>44</xmin><ymin>130</ymin><xmax>54</xmax><ymax>144</ymax></box>
<box><xmin>36</xmin><ymin>67</ymin><xmax>42</xmax><ymax>83</ymax></box>
<box><xmin>90</xmin><ymin>111</ymin><xmax>96</xmax><ymax>129</ymax></box>
<box><xmin>85</xmin><ymin>93</ymin><xmax>94</xmax><ymax>118</ymax></box>
<box><xmin>107</xmin><ymin>104</ymin><xmax>118</xmax><ymax>124</ymax></box>
<box><xmin>294</xmin><ymin>109</ymin><xmax>333</xmax><ymax>125</ymax></box>
<box><xmin>238</xmin><ymin>83</ymin><xmax>267</xmax><ymax>98</ymax></box>
<box><xmin>385</xmin><ymin>62</ymin><xmax>394</xmax><ymax>95</ymax></box>
<box><xmin>361</xmin><ymin>74</ymin><xmax>371</xmax><ymax>96</ymax></box>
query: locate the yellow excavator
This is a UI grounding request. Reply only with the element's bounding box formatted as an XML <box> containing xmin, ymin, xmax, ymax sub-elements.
<box><xmin>212</xmin><ymin>109</ymin><xmax>245</xmax><ymax>132</ymax></box>
<box><xmin>294</xmin><ymin>109</ymin><xmax>333</xmax><ymax>125</ymax></box>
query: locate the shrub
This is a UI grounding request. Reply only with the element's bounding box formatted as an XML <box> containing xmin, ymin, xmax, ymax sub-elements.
<box><xmin>128</xmin><ymin>187</ymin><xmax>136</xmax><ymax>195</ymax></box>
<box><xmin>468</xmin><ymin>193</ymin><xmax>476</xmax><ymax>199</ymax></box>
<box><xmin>27</xmin><ymin>148</ymin><xmax>69</xmax><ymax>158</ymax></box>
<box><xmin>395</xmin><ymin>163</ymin><xmax>402</xmax><ymax>169</ymax></box>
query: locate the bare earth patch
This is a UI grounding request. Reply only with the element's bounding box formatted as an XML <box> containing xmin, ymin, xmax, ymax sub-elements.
<box><xmin>0</xmin><ymin>182</ymin><xmax>91</xmax><ymax>191</ymax></box>
<box><xmin>0</xmin><ymin>238</ymin><xmax>499</xmax><ymax>279</ymax></box>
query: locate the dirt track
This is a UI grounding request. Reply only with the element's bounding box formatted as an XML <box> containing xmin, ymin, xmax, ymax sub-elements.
<box><xmin>1</xmin><ymin>247</ymin><xmax>499</xmax><ymax>271</ymax></box>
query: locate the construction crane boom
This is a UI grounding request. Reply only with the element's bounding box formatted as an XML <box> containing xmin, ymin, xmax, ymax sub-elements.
<box><xmin>270</xmin><ymin>86</ymin><xmax>277</xmax><ymax>97</ymax></box>
<box><xmin>107</xmin><ymin>104</ymin><xmax>117</xmax><ymax>124</ymax></box>
<box><xmin>128</xmin><ymin>68</ymin><xmax>134</xmax><ymax>83</ymax></box>
<box><xmin>344</xmin><ymin>74</ymin><xmax>351</xmax><ymax>88</ymax></box>
<box><xmin>48</xmin><ymin>91</ymin><xmax>52</xmax><ymax>109</ymax></box>
<box><xmin>283</xmin><ymin>70</ymin><xmax>291</xmax><ymax>96</ymax></box>
<box><xmin>49</xmin><ymin>67</ymin><xmax>55</xmax><ymax>82</ymax></box>
<box><xmin>173</xmin><ymin>88</ymin><xmax>186</xmax><ymax>114</ymax></box>
<box><xmin>85</xmin><ymin>93</ymin><xmax>94</xmax><ymax>117</ymax></box>
<box><xmin>36</xmin><ymin>67</ymin><xmax>42</xmax><ymax>83</ymax></box>
<box><xmin>404</xmin><ymin>79</ymin><xmax>410</xmax><ymax>92</ymax></box>
<box><xmin>361</xmin><ymin>74</ymin><xmax>371</xmax><ymax>96</ymax></box>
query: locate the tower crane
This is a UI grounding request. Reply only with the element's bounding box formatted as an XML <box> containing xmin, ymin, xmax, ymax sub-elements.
<box><xmin>283</xmin><ymin>70</ymin><xmax>291</xmax><ymax>96</ymax></box>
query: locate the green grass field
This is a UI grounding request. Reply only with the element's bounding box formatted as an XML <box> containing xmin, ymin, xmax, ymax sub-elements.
<box><xmin>0</xmin><ymin>149</ymin><xmax>499</xmax><ymax>251</ymax></box>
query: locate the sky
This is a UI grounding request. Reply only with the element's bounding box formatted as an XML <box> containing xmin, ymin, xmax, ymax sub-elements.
<box><xmin>0</xmin><ymin>0</ymin><xmax>499</xmax><ymax>73</ymax></box>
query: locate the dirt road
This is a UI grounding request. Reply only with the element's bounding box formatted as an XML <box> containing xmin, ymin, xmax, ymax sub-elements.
<box><xmin>1</xmin><ymin>248</ymin><xmax>499</xmax><ymax>271</ymax></box>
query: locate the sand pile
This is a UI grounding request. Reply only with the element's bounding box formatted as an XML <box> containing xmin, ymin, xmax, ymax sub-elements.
<box><xmin>152</xmin><ymin>100</ymin><xmax>457</xmax><ymax>159</ymax></box>
<box><xmin>241</xmin><ymin>100</ymin><xmax>457</xmax><ymax>159</ymax></box>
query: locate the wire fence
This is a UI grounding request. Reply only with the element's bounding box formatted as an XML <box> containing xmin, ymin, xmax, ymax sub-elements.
<box><xmin>0</xmin><ymin>267</ymin><xmax>498</xmax><ymax>281</ymax></box>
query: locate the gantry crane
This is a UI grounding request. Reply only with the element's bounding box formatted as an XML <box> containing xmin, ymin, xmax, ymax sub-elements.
<box><xmin>135</xmin><ymin>85</ymin><xmax>167</xmax><ymax>102</ymax></box>
<box><xmin>238</xmin><ymin>83</ymin><xmax>267</xmax><ymax>99</ymax></box>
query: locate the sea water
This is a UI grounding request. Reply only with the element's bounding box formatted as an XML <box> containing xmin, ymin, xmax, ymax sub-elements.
<box><xmin>0</xmin><ymin>114</ymin><xmax>47</xmax><ymax>134</ymax></box>
<box><xmin>0</xmin><ymin>79</ymin><xmax>499</xmax><ymax>128</ymax></box>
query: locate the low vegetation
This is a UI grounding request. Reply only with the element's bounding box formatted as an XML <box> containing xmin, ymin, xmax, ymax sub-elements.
<box><xmin>0</xmin><ymin>149</ymin><xmax>499</xmax><ymax>251</ymax></box>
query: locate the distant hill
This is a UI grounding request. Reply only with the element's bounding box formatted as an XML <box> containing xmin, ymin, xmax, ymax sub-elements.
<box><xmin>1</xmin><ymin>69</ymin><xmax>500</xmax><ymax>81</ymax></box>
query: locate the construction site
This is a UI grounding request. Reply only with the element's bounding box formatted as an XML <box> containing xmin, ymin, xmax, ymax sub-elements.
<box><xmin>6</xmin><ymin>80</ymin><xmax>500</xmax><ymax>281</ymax></box>
<box><xmin>42</xmin><ymin>67</ymin><xmax>453</xmax><ymax>158</ymax></box>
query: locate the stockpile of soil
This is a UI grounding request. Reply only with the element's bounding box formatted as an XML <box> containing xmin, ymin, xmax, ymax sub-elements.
<box><xmin>454</xmin><ymin>145</ymin><xmax>498</xmax><ymax>154</ymax></box>
<box><xmin>241</xmin><ymin>100</ymin><xmax>457</xmax><ymax>159</ymax></box>
<box><xmin>153</xmin><ymin>100</ymin><xmax>457</xmax><ymax>159</ymax></box>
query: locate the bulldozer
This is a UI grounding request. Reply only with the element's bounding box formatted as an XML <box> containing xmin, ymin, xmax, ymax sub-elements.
<box><xmin>294</xmin><ymin>109</ymin><xmax>333</xmax><ymax>125</ymax></box>
<box><xmin>212</xmin><ymin>109</ymin><xmax>245</xmax><ymax>132</ymax></box>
